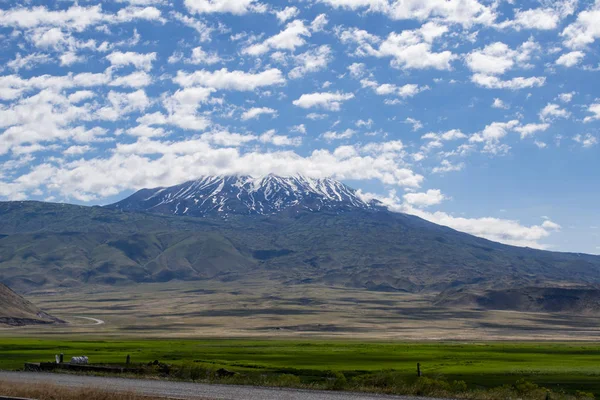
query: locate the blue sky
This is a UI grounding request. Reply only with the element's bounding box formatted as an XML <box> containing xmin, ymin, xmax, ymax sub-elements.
<box><xmin>0</xmin><ymin>0</ymin><xmax>599</xmax><ymax>253</ymax></box>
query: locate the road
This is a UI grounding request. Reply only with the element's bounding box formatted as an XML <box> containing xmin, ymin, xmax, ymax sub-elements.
<box><xmin>70</xmin><ymin>316</ymin><xmax>105</xmax><ymax>325</ymax></box>
<box><xmin>0</xmin><ymin>371</ymin><xmax>449</xmax><ymax>400</ymax></box>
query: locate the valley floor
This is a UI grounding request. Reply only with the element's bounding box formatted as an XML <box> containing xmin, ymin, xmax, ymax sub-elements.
<box><xmin>6</xmin><ymin>281</ymin><xmax>600</xmax><ymax>341</ymax></box>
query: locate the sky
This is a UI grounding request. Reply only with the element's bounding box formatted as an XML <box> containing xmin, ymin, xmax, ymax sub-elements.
<box><xmin>0</xmin><ymin>0</ymin><xmax>599</xmax><ymax>254</ymax></box>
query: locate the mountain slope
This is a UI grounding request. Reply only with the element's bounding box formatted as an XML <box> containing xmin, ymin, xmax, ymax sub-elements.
<box><xmin>107</xmin><ymin>175</ymin><xmax>378</xmax><ymax>217</ymax></box>
<box><xmin>0</xmin><ymin>282</ymin><xmax>62</xmax><ymax>325</ymax></box>
<box><xmin>1</xmin><ymin>198</ymin><xmax>600</xmax><ymax>293</ymax></box>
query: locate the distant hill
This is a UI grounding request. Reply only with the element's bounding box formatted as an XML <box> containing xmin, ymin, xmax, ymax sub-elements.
<box><xmin>435</xmin><ymin>286</ymin><xmax>600</xmax><ymax>314</ymax></box>
<box><xmin>2</xmin><ymin>180</ymin><xmax>600</xmax><ymax>298</ymax></box>
<box><xmin>0</xmin><ymin>282</ymin><xmax>62</xmax><ymax>325</ymax></box>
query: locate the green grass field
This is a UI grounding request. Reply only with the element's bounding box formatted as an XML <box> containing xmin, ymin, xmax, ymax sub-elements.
<box><xmin>1</xmin><ymin>338</ymin><xmax>600</xmax><ymax>396</ymax></box>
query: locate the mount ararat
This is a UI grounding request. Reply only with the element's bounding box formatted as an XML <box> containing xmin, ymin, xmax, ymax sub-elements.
<box><xmin>1</xmin><ymin>175</ymin><xmax>600</xmax><ymax>311</ymax></box>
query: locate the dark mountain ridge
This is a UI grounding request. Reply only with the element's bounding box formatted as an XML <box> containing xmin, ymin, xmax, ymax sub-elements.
<box><xmin>1</xmin><ymin>190</ymin><xmax>600</xmax><ymax>296</ymax></box>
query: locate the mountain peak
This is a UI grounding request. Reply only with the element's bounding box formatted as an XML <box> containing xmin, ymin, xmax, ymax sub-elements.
<box><xmin>107</xmin><ymin>175</ymin><xmax>379</xmax><ymax>217</ymax></box>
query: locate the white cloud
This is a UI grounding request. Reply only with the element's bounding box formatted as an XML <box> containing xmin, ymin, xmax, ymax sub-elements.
<box><xmin>187</xmin><ymin>47</ymin><xmax>222</xmax><ymax>65</ymax></box>
<box><xmin>320</xmin><ymin>0</ymin><xmax>496</xmax><ymax>27</ymax></box>
<box><xmin>573</xmin><ymin>133</ymin><xmax>598</xmax><ymax>148</ymax></box>
<box><xmin>126</xmin><ymin>125</ymin><xmax>167</xmax><ymax>138</ymax></box>
<box><xmin>323</xmin><ymin>129</ymin><xmax>356</xmax><ymax>141</ymax></box>
<box><xmin>110</xmin><ymin>71</ymin><xmax>152</xmax><ymax>88</ymax></box>
<box><xmin>275</xmin><ymin>6</ymin><xmax>299</xmax><ymax>23</ymax></box>
<box><xmin>469</xmin><ymin>120</ymin><xmax>519</xmax><ymax>154</ymax></box>
<box><xmin>241</xmin><ymin>107</ymin><xmax>278</xmax><ymax>120</ymax></box>
<box><xmin>184</xmin><ymin>0</ymin><xmax>265</xmax><ymax>15</ymax></box>
<box><xmin>466</xmin><ymin>40</ymin><xmax>539</xmax><ymax>75</ymax></box>
<box><xmin>471</xmin><ymin>74</ymin><xmax>546</xmax><ymax>90</ymax></box>
<box><xmin>348</xmin><ymin>62</ymin><xmax>366</xmax><ymax>78</ymax></box>
<box><xmin>403</xmin><ymin>189</ymin><xmax>445</xmax><ymax>207</ymax></box>
<box><xmin>7</xmin><ymin>53</ymin><xmax>51</xmax><ymax>71</ymax></box>
<box><xmin>422</xmin><ymin>129</ymin><xmax>467</xmax><ymax>141</ymax></box>
<box><xmin>200</xmin><ymin>131</ymin><xmax>257</xmax><ymax>147</ymax></box>
<box><xmin>259</xmin><ymin>129</ymin><xmax>302</xmax><ymax>146</ymax></box>
<box><xmin>432</xmin><ymin>159</ymin><xmax>465</xmax><ymax>173</ymax></box>
<box><xmin>0</xmin><ymin>5</ymin><xmax>105</xmax><ymax>30</ymax></box>
<box><xmin>514</xmin><ymin>123</ymin><xmax>550</xmax><ymax>139</ymax></box>
<box><xmin>365</xmin><ymin>190</ymin><xmax>561</xmax><ymax>248</ymax></box>
<box><xmin>307</xmin><ymin>113</ymin><xmax>328</xmax><ymax>120</ymax></box>
<box><xmin>289</xmin><ymin>45</ymin><xmax>332</xmax><ymax>79</ymax></box>
<box><xmin>539</xmin><ymin>103</ymin><xmax>571</xmax><ymax>122</ymax></box>
<box><xmin>355</xmin><ymin>119</ymin><xmax>373</xmax><ymax>128</ymax></box>
<box><xmin>558</xmin><ymin>92</ymin><xmax>575</xmax><ymax>103</ymax></box>
<box><xmin>174</xmin><ymin>68</ymin><xmax>285</xmax><ymax>90</ymax></box>
<box><xmin>561</xmin><ymin>1</ymin><xmax>600</xmax><ymax>48</ymax></box>
<box><xmin>364</xmin><ymin>81</ymin><xmax>429</xmax><ymax>98</ymax></box>
<box><xmin>97</xmin><ymin>89</ymin><xmax>151</xmax><ymax>121</ymax></box>
<box><xmin>404</xmin><ymin>117</ymin><xmax>423</xmax><ymax>131</ymax></box>
<box><xmin>4</xmin><ymin>138</ymin><xmax>424</xmax><ymax>201</ymax></box>
<box><xmin>492</xmin><ymin>98</ymin><xmax>509</xmax><ymax>109</ymax></box>
<box><xmin>106</xmin><ymin>51</ymin><xmax>157</xmax><ymax>71</ymax></box>
<box><xmin>60</xmin><ymin>52</ymin><xmax>85</xmax><ymax>66</ymax></box>
<box><xmin>583</xmin><ymin>103</ymin><xmax>600</xmax><ymax>123</ymax></box>
<box><xmin>556</xmin><ymin>51</ymin><xmax>585</xmax><ymax>67</ymax></box>
<box><xmin>290</xmin><ymin>124</ymin><xmax>307</xmax><ymax>134</ymax></box>
<box><xmin>339</xmin><ymin>23</ymin><xmax>456</xmax><ymax>70</ymax></box>
<box><xmin>243</xmin><ymin>20</ymin><xmax>310</xmax><ymax>55</ymax></box>
<box><xmin>172</xmin><ymin>12</ymin><xmax>213</xmax><ymax>42</ymax></box>
<box><xmin>63</xmin><ymin>145</ymin><xmax>92</xmax><ymax>156</ymax></box>
<box><xmin>293</xmin><ymin>91</ymin><xmax>354</xmax><ymax>111</ymax></box>
<box><xmin>505</xmin><ymin>8</ymin><xmax>560</xmax><ymax>30</ymax></box>
<box><xmin>310</xmin><ymin>13</ymin><xmax>329</xmax><ymax>32</ymax></box>
<box><xmin>377</xmin><ymin>23</ymin><xmax>456</xmax><ymax>70</ymax></box>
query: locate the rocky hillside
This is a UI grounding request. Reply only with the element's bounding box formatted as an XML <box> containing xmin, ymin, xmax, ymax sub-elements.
<box><xmin>0</xmin><ymin>282</ymin><xmax>62</xmax><ymax>326</ymax></box>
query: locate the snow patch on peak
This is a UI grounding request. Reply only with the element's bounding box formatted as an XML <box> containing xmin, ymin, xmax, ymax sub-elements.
<box><xmin>109</xmin><ymin>174</ymin><xmax>380</xmax><ymax>217</ymax></box>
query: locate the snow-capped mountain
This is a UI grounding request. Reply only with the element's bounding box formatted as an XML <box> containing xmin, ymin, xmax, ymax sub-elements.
<box><xmin>107</xmin><ymin>175</ymin><xmax>380</xmax><ymax>217</ymax></box>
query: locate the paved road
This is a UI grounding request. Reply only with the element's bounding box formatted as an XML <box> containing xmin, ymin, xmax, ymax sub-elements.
<box><xmin>0</xmin><ymin>371</ymin><xmax>448</xmax><ymax>400</ymax></box>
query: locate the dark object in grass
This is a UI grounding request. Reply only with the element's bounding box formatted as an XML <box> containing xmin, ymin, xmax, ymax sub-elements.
<box><xmin>215</xmin><ymin>368</ymin><xmax>236</xmax><ymax>378</ymax></box>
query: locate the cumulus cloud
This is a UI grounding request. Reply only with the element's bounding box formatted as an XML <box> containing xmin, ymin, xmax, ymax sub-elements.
<box><xmin>293</xmin><ymin>91</ymin><xmax>354</xmax><ymax>111</ymax></box>
<box><xmin>561</xmin><ymin>1</ymin><xmax>600</xmax><ymax>49</ymax></box>
<box><xmin>556</xmin><ymin>51</ymin><xmax>585</xmax><ymax>67</ymax></box>
<box><xmin>243</xmin><ymin>20</ymin><xmax>310</xmax><ymax>55</ymax></box>
<box><xmin>514</xmin><ymin>123</ymin><xmax>550</xmax><ymax>139</ymax></box>
<box><xmin>361</xmin><ymin>79</ymin><xmax>429</xmax><ymax>98</ymax></box>
<box><xmin>492</xmin><ymin>98</ymin><xmax>509</xmax><ymax>109</ymax></box>
<box><xmin>403</xmin><ymin>189</ymin><xmax>445</xmax><ymax>207</ymax></box>
<box><xmin>573</xmin><ymin>133</ymin><xmax>598</xmax><ymax>148</ymax></box>
<box><xmin>184</xmin><ymin>0</ymin><xmax>265</xmax><ymax>15</ymax></box>
<box><xmin>338</xmin><ymin>23</ymin><xmax>456</xmax><ymax>70</ymax></box>
<box><xmin>471</xmin><ymin>74</ymin><xmax>546</xmax><ymax>90</ymax></box>
<box><xmin>539</xmin><ymin>103</ymin><xmax>571</xmax><ymax>122</ymax></box>
<box><xmin>320</xmin><ymin>0</ymin><xmax>496</xmax><ymax>27</ymax></box>
<box><xmin>2</xmin><ymin>138</ymin><xmax>424</xmax><ymax>201</ymax></box>
<box><xmin>241</xmin><ymin>107</ymin><xmax>278</xmax><ymax>120</ymax></box>
<box><xmin>106</xmin><ymin>51</ymin><xmax>157</xmax><ymax>71</ymax></box>
<box><xmin>275</xmin><ymin>6</ymin><xmax>299</xmax><ymax>23</ymax></box>
<box><xmin>174</xmin><ymin>68</ymin><xmax>285</xmax><ymax>90</ymax></box>
<box><xmin>583</xmin><ymin>103</ymin><xmax>600</xmax><ymax>123</ymax></box>
<box><xmin>362</xmin><ymin>190</ymin><xmax>562</xmax><ymax>248</ymax></box>
<box><xmin>289</xmin><ymin>45</ymin><xmax>332</xmax><ymax>79</ymax></box>
<box><xmin>323</xmin><ymin>128</ymin><xmax>356</xmax><ymax>141</ymax></box>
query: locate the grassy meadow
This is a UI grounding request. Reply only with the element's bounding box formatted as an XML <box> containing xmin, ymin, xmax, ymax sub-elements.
<box><xmin>1</xmin><ymin>338</ymin><xmax>600</xmax><ymax>397</ymax></box>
